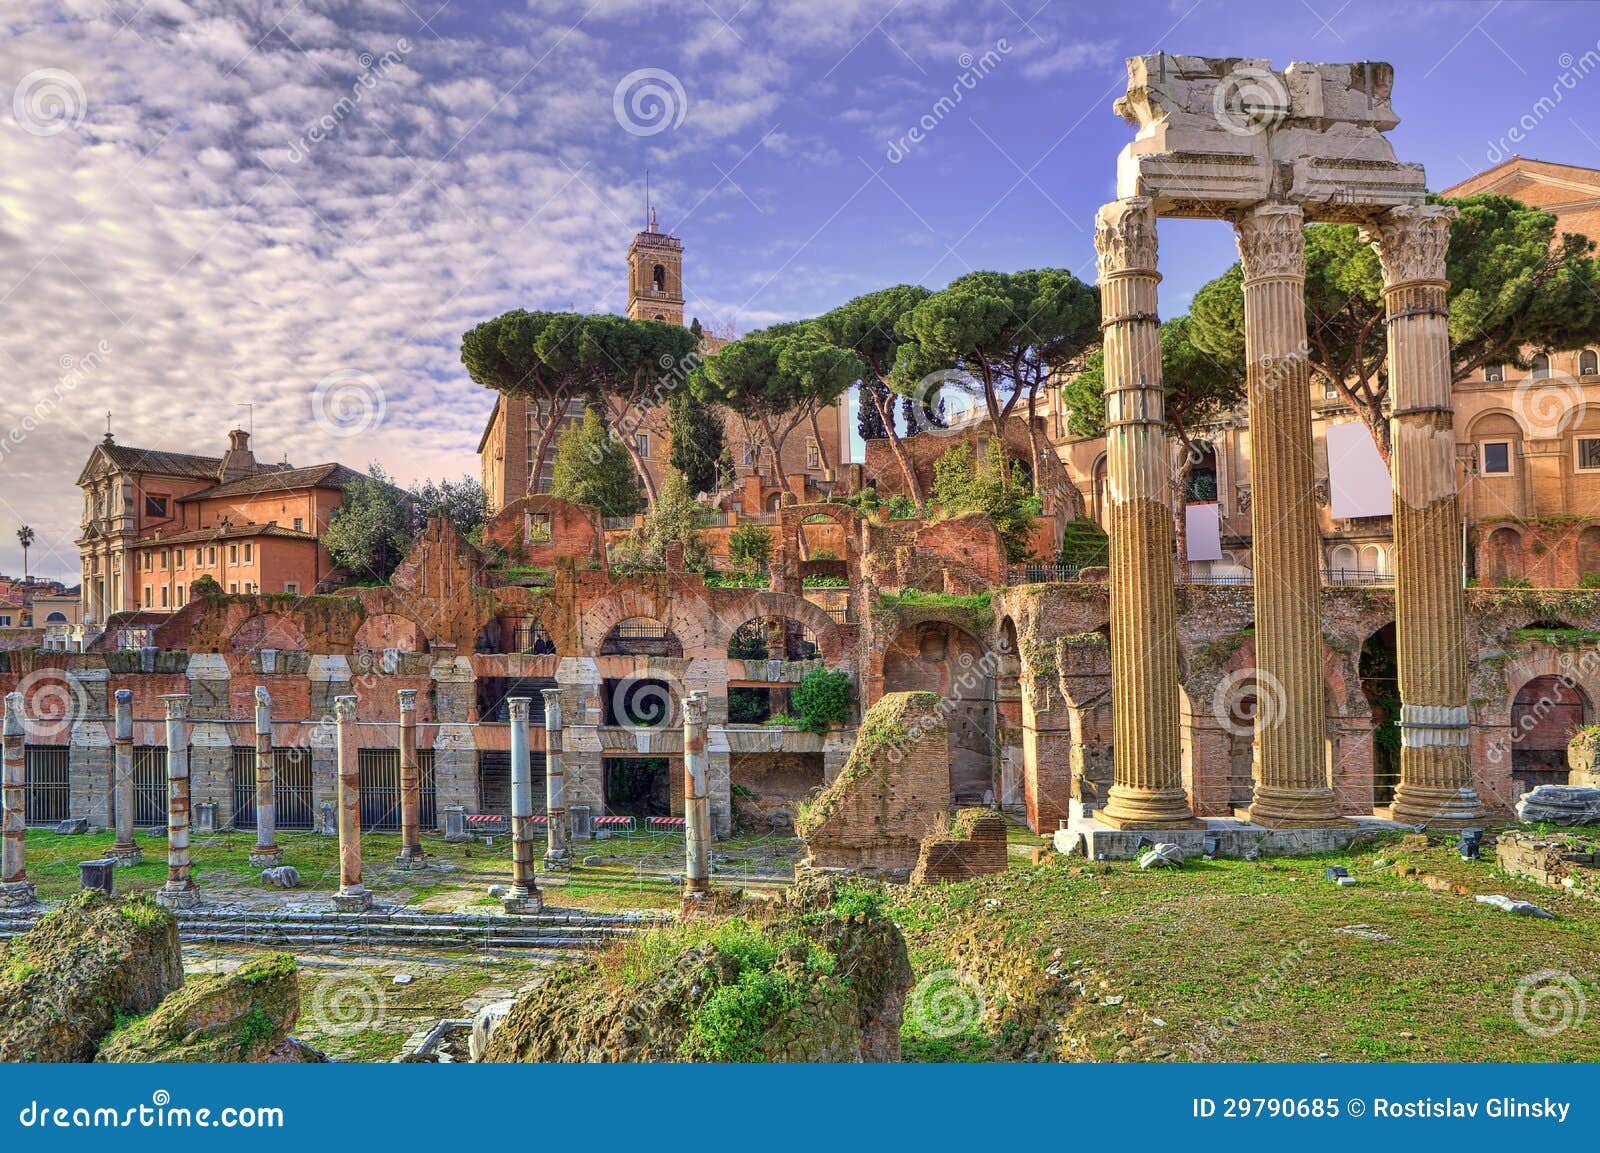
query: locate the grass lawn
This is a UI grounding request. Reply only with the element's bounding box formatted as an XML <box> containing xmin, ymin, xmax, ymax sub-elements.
<box><xmin>895</xmin><ymin>828</ymin><xmax>1600</xmax><ymax>1062</ymax></box>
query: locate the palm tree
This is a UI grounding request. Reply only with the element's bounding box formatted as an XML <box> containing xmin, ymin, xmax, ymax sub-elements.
<box><xmin>15</xmin><ymin>525</ymin><xmax>33</xmax><ymax>585</ymax></box>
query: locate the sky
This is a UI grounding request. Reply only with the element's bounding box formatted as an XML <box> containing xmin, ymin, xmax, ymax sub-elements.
<box><xmin>1</xmin><ymin>0</ymin><xmax>1598</xmax><ymax>582</ymax></box>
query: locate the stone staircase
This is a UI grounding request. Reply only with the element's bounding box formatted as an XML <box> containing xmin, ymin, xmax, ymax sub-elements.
<box><xmin>0</xmin><ymin>906</ymin><xmax>659</xmax><ymax>953</ymax></box>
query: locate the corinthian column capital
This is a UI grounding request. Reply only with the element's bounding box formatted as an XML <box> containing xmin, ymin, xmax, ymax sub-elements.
<box><xmin>1362</xmin><ymin>203</ymin><xmax>1458</xmax><ymax>287</ymax></box>
<box><xmin>1234</xmin><ymin>203</ymin><xmax>1305</xmax><ymax>282</ymax></box>
<box><xmin>1095</xmin><ymin>197</ymin><xmax>1158</xmax><ymax>278</ymax></box>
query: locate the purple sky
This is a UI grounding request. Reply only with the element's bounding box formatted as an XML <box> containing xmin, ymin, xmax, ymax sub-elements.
<box><xmin>2</xmin><ymin>0</ymin><xmax>1596</xmax><ymax>581</ymax></box>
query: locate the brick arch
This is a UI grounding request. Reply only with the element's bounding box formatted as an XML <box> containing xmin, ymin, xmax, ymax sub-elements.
<box><xmin>353</xmin><ymin>612</ymin><xmax>428</xmax><ymax>653</ymax></box>
<box><xmin>1489</xmin><ymin>649</ymin><xmax>1600</xmax><ymax>729</ymax></box>
<box><xmin>574</xmin><ymin>585</ymin><xmax>674</xmax><ymax>654</ymax></box>
<box><xmin>709</xmin><ymin>590</ymin><xmax>846</xmax><ymax>661</ymax></box>
<box><xmin>228</xmin><ymin>612</ymin><xmax>307</xmax><ymax>652</ymax></box>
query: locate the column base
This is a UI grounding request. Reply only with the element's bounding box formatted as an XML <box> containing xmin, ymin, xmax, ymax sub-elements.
<box><xmin>248</xmin><ymin>846</ymin><xmax>284</xmax><ymax>868</ymax></box>
<box><xmin>107</xmin><ymin>844</ymin><xmax>144</xmax><ymax>867</ymax></box>
<box><xmin>155</xmin><ymin>883</ymin><xmax>202</xmax><ymax>911</ymax></box>
<box><xmin>502</xmin><ymin>891</ymin><xmax>544</xmax><ymax>915</ymax></box>
<box><xmin>395</xmin><ymin>846</ymin><xmax>428</xmax><ymax>869</ymax></box>
<box><xmin>1243</xmin><ymin>786</ymin><xmax>1346</xmax><ymax>829</ymax></box>
<box><xmin>1098</xmin><ymin>785</ymin><xmax>1203</xmax><ymax>830</ymax></box>
<box><xmin>0</xmin><ymin>880</ymin><xmax>38</xmax><ymax>909</ymax></box>
<box><xmin>1391</xmin><ymin>785</ymin><xmax>1485</xmax><ymax>827</ymax></box>
<box><xmin>543</xmin><ymin>847</ymin><xmax>572</xmax><ymax>870</ymax></box>
<box><xmin>332</xmin><ymin>887</ymin><xmax>373</xmax><ymax>913</ymax></box>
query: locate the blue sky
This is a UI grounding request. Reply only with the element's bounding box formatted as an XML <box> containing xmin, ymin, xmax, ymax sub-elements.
<box><xmin>2</xmin><ymin>0</ymin><xmax>1598</xmax><ymax>581</ymax></box>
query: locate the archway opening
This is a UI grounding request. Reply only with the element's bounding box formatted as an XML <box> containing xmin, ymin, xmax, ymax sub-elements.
<box><xmin>1359</xmin><ymin>623</ymin><xmax>1400</xmax><ymax>806</ymax></box>
<box><xmin>882</xmin><ymin>621</ymin><xmax>995</xmax><ymax>805</ymax></box>
<box><xmin>601</xmin><ymin>616</ymin><xmax>683</xmax><ymax>657</ymax></box>
<box><xmin>1511</xmin><ymin>674</ymin><xmax>1590</xmax><ymax>795</ymax></box>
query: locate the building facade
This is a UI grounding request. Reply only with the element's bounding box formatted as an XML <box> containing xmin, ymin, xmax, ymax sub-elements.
<box><xmin>76</xmin><ymin>429</ymin><xmax>365</xmax><ymax>622</ymax></box>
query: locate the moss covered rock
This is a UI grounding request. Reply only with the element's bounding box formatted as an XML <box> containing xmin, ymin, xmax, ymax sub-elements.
<box><xmin>96</xmin><ymin>952</ymin><xmax>314</xmax><ymax>1064</ymax></box>
<box><xmin>482</xmin><ymin>880</ymin><xmax>912</xmax><ymax>1063</ymax></box>
<box><xmin>0</xmin><ymin>891</ymin><xmax>183</xmax><ymax>1062</ymax></box>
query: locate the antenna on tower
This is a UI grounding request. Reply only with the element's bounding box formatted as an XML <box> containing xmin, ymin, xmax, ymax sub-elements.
<box><xmin>645</xmin><ymin>168</ymin><xmax>652</xmax><ymax>230</ymax></box>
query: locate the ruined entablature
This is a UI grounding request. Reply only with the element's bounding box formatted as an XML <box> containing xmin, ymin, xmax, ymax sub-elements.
<box><xmin>1112</xmin><ymin>54</ymin><xmax>1425</xmax><ymax>221</ymax></box>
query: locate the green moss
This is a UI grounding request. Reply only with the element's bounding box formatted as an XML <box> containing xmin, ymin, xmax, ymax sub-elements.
<box><xmin>876</xmin><ymin>589</ymin><xmax>994</xmax><ymax>628</ymax></box>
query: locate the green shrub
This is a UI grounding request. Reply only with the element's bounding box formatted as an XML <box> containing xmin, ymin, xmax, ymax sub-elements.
<box><xmin>728</xmin><ymin>522</ymin><xmax>773</xmax><ymax>571</ymax></box>
<box><xmin>791</xmin><ymin>667</ymin><xmax>852</xmax><ymax>733</ymax></box>
<box><xmin>1581</xmin><ymin>573</ymin><xmax>1600</xmax><ymax>589</ymax></box>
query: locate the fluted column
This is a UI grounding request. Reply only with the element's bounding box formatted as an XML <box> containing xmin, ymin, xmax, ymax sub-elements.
<box><xmin>249</xmin><ymin>687</ymin><xmax>283</xmax><ymax>867</ymax></box>
<box><xmin>683</xmin><ymin>690</ymin><xmax>711</xmax><ymax>899</ymax></box>
<box><xmin>0</xmin><ymin>694</ymin><xmax>35</xmax><ymax>908</ymax></box>
<box><xmin>1365</xmin><ymin>204</ymin><xmax>1483</xmax><ymax>824</ymax></box>
<box><xmin>542</xmin><ymin>688</ymin><xmax>570</xmax><ymax>868</ymax></box>
<box><xmin>1094</xmin><ymin>197</ymin><xmax>1198</xmax><ymax>829</ymax></box>
<box><xmin>504</xmin><ymin>697</ymin><xmax>543</xmax><ymax>914</ymax></box>
<box><xmin>109</xmin><ymin>689</ymin><xmax>141</xmax><ymax>865</ymax></box>
<box><xmin>395</xmin><ymin>689</ymin><xmax>425</xmax><ymax>867</ymax></box>
<box><xmin>1235</xmin><ymin>204</ymin><xmax>1342</xmax><ymax>826</ymax></box>
<box><xmin>155</xmin><ymin>693</ymin><xmax>200</xmax><ymax>909</ymax></box>
<box><xmin>332</xmin><ymin>695</ymin><xmax>372</xmax><ymax>912</ymax></box>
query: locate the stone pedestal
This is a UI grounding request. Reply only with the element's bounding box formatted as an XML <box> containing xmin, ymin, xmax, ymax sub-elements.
<box><xmin>332</xmin><ymin>888</ymin><xmax>374</xmax><ymax>914</ymax></box>
<box><xmin>502</xmin><ymin>893</ymin><xmax>544</xmax><ymax>915</ymax></box>
<box><xmin>1093</xmin><ymin>197</ymin><xmax>1200</xmax><ymax>830</ymax></box>
<box><xmin>1365</xmin><ymin>205</ymin><xmax>1484</xmax><ymax>826</ymax></box>
<box><xmin>154</xmin><ymin>885</ymin><xmax>202</xmax><ymax>911</ymax></box>
<box><xmin>1234</xmin><ymin>204</ymin><xmax>1343</xmax><ymax>828</ymax></box>
<box><xmin>248</xmin><ymin>846</ymin><xmax>285</xmax><ymax>869</ymax></box>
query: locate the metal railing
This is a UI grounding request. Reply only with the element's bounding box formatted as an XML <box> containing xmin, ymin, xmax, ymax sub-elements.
<box><xmin>1005</xmin><ymin>564</ymin><xmax>1395</xmax><ymax>587</ymax></box>
<box><xmin>24</xmin><ymin>746</ymin><xmax>69</xmax><ymax>825</ymax></box>
<box><xmin>229</xmin><ymin>747</ymin><xmax>316</xmax><ymax>830</ymax></box>
<box><xmin>1007</xmin><ymin>563</ymin><xmax>1082</xmax><ymax>584</ymax></box>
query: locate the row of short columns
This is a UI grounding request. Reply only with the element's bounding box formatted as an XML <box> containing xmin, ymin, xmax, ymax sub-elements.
<box><xmin>0</xmin><ymin>685</ymin><xmax>720</xmax><ymax>913</ymax></box>
<box><xmin>1095</xmin><ymin>195</ymin><xmax>1482</xmax><ymax>829</ymax></box>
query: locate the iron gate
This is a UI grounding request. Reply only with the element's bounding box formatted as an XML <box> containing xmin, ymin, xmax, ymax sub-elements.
<box><xmin>23</xmin><ymin>746</ymin><xmax>70</xmax><ymax>825</ymax></box>
<box><xmin>132</xmin><ymin>746</ymin><xmax>167</xmax><ymax>827</ymax></box>
<box><xmin>356</xmin><ymin>748</ymin><xmax>436</xmax><ymax>832</ymax></box>
<box><xmin>229</xmin><ymin>747</ymin><xmax>316</xmax><ymax>830</ymax></box>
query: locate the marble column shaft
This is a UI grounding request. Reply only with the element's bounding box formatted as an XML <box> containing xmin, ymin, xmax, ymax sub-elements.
<box><xmin>1365</xmin><ymin>204</ymin><xmax>1484</xmax><ymax>824</ymax></box>
<box><xmin>251</xmin><ymin>687</ymin><xmax>282</xmax><ymax>866</ymax></box>
<box><xmin>110</xmin><ymin>689</ymin><xmax>140</xmax><ymax>864</ymax></box>
<box><xmin>507</xmin><ymin>697</ymin><xmax>539</xmax><ymax>901</ymax></box>
<box><xmin>542</xmin><ymin>688</ymin><xmax>570</xmax><ymax>867</ymax></box>
<box><xmin>1093</xmin><ymin>197</ymin><xmax>1197</xmax><ymax>829</ymax></box>
<box><xmin>396</xmin><ymin>689</ymin><xmax>425</xmax><ymax>864</ymax></box>
<box><xmin>2</xmin><ymin>694</ymin><xmax>28</xmax><ymax>890</ymax></box>
<box><xmin>683</xmin><ymin>690</ymin><xmax>711</xmax><ymax>897</ymax></box>
<box><xmin>1235</xmin><ymin>203</ymin><xmax>1341</xmax><ymax>826</ymax></box>
<box><xmin>159</xmin><ymin>693</ymin><xmax>198</xmax><ymax>902</ymax></box>
<box><xmin>333</xmin><ymin>695</ymin><xmax>368</xmax><ymax>902</ymax></box>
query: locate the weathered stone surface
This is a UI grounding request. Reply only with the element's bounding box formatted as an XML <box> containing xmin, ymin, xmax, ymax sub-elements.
<box><xmin>483</xmin><ymin>877</ymin><xmax>911</xmax><ymax>1063</ymax></box>
<box><xmin>1497</xmin><ymin>830</ymin><xmax>1600</xmax><ymax>900</ymax></box>
<box><xmin>1474</xmin><ymin>894</ymin><xmax>1557</xmax><ymax>919</ymax></box>
<box><xmin>0</xmin><ymin>892</ymin><xmax>183</xmax><ymax>1062</ymax></box>
<box><xmin>261</xmin><ymin>866</ymin><xmax>301</xmax><ymax>889</ymax></box>
<box><xmin>1515</xmin><ymin>785</ymin><xmax>1600</xmax><ymax>825</ymax></box>
<box><xmin>797</xmin><ymin>691</ymin><xmax>949</xmax><ymax>874</ymax></box>
<box><xmin>1138</xmin><ymin>843</ymin><xmax>1186</xmax><ymax>869</ymax></box>
<box><xmin>911</xmin><ymin>809</ymin><xmax>1009</xmax><ymax>884</ymax></box>
<box><xmin>97</xmin><ymin>952</ymin><xmax>310</xmax><ymax>1063</ymax></box>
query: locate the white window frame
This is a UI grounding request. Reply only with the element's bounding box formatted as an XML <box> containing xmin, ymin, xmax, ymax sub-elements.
<box><xmin>1484</xmin><ymin>364</ymin><xmax>1504</xmax><ymax>382</ymax></box>
<box><xmin>1480</xmin><ymin>440</ymin><xmax>1514</xmax><ymax>476</ymax></box>
<box><xmin>1576</xmin><ymin>437</ymin><xmax>1600</xmax><ymax>473</ymax></box>
<box><xmin>283</xmin><ymin>581</ymin><xmax>300</xmax><ymax>595</ymax></box>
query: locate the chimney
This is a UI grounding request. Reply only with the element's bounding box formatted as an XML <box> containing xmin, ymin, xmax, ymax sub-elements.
<box><xmin>219</xmin><ymin>429</ymin><xmax>256</xmax><ymax>482</ymax></box>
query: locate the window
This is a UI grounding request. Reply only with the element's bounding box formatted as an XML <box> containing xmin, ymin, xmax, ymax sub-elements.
<box><xmin>228</xmin><ymin>582</ymin><xmax>238</xmax><ymax>594</ymax></box>
<box><xmin>806</xmin><ymin>439</ymin><xmax>821</xmax><ymax>470</ymax></box>
<box><xmin>636</xmin><ymin>433</ymin><xmax>649</xmax><ymax>458</ymax></box>
<box><xmin>207</xmin><ymin>547</ymin><xmax>216</xmax><ymax>565</ymax></box>
<box><xmin>244</xmin><ymin>582</ymin><xmax>254</xmax><ymax>594</ymax></box>
<box><xmin>1578</xmin><ymin>439</ymin><xmax>1600</xmax><ymax>472</ymax></box>
<box><xmin>1582</xmin><ymin>350</ymin><xmax>1599</xmax><ymax>377</ymax></box>
<box><xmin>1481</xmin><ymin>441</ymin><xmax>1513</xmax><ymax>475</ymax></box>
<box><xmin>143</xmin><ymin>552</ymin><xmax>153</xmax><ymax>571</ymax></box>
<box><xmin>524</xmin><ymin>513</ymin><xmax>552</xmax><ymax>544</ymax></box>
<box><xmin>175</xmin><ymin>549</ymin><xmax>184</xmax><ymax>569</ymax></box>
<box><xmin>143</xmin><ymin>587</ymin><xmax>152</xmax><ymax>607</ymax></box>
<box><xmin>293</xmin><ymin>517</ymin><xmax>303</xmax><ymax>532</ymax></box>
<box><xmin>0</xmin><ymin>614</ymin><xmax>10</xmax><ymax>628</ymax></box>
<box><xmin>160</xmin><ymin>586</ymin><xmax>168</xmax><ymax>608</ymax></box>
<box><xmin>1485</xmin><ymin>364</ymin><xmax>1504</xmax><ymax>382</ymax></box>
<box><xmin>743</xmin><ymin>446</ymin><xmax>757</xmax><ymax>466</ymax></box>
<box><xmin>1531</xmin><ymin>353</ymin><xmax>1551</xmax><ymax>379</ymax></box>
<box><xmin>176</xmin><ymin>585</ymin><xmax>184</xmax><ymax>605</ymax></box>
<box><xmin>144</xmin><ymin>495</ymin><xmax>168</xmax><ymax>518</ymax></box>
<box><xmin>158</xmin><ymin>550</ymin><xmax>168</xmax><ymax>569</ymax></box>
<box><xmin>283</xmin><ymin>582</ymin><xmax>300</xmax><ymax>595</ymax></box>
<box><xmin>243</xmin><ymin>542</ymin><xmax>253</xmax><ymax>563</ymax></box>
<box><xmin>228</xmin><ymin>544</ymin><xmax>238</xmax><ymax>564</ymax></box>
<box><xmin>1323</xmin><ymin>382</ymin><xmax>1338</xmax><ymax>399</ymax></box>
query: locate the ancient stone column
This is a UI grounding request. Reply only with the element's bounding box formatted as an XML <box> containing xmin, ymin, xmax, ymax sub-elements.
<box><xmin>0</xmin><ymin>693</ymin><xmax>36</xmax><ymax>908</ymax></box>
<box><xmin>683</xmin><ymin>690</ymin><xmax>711</xmax><ymax>899</ymax></box>
<box><xmin>108</xmin><ymin>688</ymin><xmax>141</xmax><ymax>865</ymax></box>
<box><xmin>332</xmin><ymin>695</ymin><xmax>372</xmax><ymax>912</ymax></box>
<box><xmin>395</xmin><ymin>689</ymin><xmax>425</xmax><ymax>868</ymax></box>
<box><xmin>1094</xmin><ymin>197</ymin><xmax>1198</xmax><ymax>829</ymax></box>
<box><xmin>504</xmin><ymin>697</ymin><xmax>543</xmax><ymax>914</ymax></box>
<box><xmin>1365</xmin><ymin>204</ymin><xmax>1484</xmax><ymax>824</ymax></box>
<box><xmin>542</xmin><ymin>687</ymin><xmax>570</xmax><ymax>868</ymax></box>
<box><xmin>155</xmin><ymin>693</ymin><xmax>200</xmax><ymax>910</ymax></box>
<box><xmin>1234</xmin><ymin>203</ymin><xmax>1342</xmax><ymax>827</ymax></box>
<box><xmin>249</xmin><ymin>687</ymin><xmax>283</xmax><ymax>868</ymax></box>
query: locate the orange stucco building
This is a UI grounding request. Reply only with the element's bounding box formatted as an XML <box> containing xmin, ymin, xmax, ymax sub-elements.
<box><xmin>76</xmin><ymin>429</ymin><xmax>365</xmax><ymax>621</ymax></box>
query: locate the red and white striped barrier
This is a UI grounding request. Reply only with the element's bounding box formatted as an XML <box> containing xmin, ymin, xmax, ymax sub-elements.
<box><xmin>648</xmin><ymin>816</ymin><xmax>686</xmax><ymax>831</ymax></box>
<box><xmin>593</xmin><ymin>815</ymin><xmax>636</xmax><ymax>832</ymax></box>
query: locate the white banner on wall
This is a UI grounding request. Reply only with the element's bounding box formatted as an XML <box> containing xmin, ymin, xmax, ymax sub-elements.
<box><xmin>1326</xmin><ymin>421</ymin><xmax>1393</xmax><ymax>519</ymax></box>
<box><xmin>1185</xmin><ymin>502</ymin><xmax>1223</xmax><ymax>561</ymax></box>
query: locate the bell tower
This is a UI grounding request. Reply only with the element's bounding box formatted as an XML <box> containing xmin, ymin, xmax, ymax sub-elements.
<box><xmin>626</xmin><ymin>204</ymin><xmax>685</xmax><ymax>326</ymax></box>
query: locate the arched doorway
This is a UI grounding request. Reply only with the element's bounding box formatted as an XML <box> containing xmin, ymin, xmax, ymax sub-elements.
<box><xmin>1510</xmin><ymin>674</ymin><xmax>1590</xmax><ymax>794</ymax></box>
<box><xmin>1359</xmin><ymin>623</ymin><xmax>1400</xmax><ymax>806</ymax></box>
<box><xmin>882</xmin><ymin>621</ymin><xmax>996</xmax><ymax>805</ymax></box>
<box><xmin>1486</xmin><ymin>527</ymin><xmax>1523</xmax><ymax>582</ymax></box>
